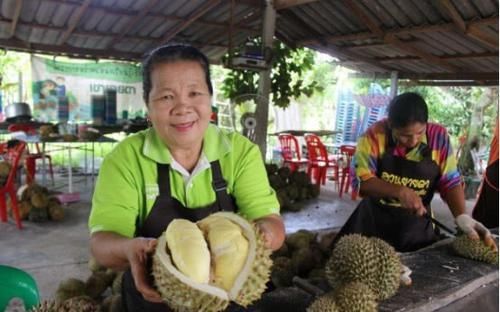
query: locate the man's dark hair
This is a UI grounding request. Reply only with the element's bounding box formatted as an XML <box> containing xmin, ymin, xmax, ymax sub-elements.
<box><xmin>142</xmin><ymin>43</ymin><xmax>213</xmax><ymax>104</ymax></box>
<box><xmin>388</xmin><ymin>92</ymin><xmax>428</xmax><ymax>128</ymax></box>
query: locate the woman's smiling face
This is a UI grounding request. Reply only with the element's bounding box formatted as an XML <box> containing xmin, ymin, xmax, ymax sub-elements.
<box><xmin>147</xmin><ymin>60</ymin><xmax>212</xmax><ymax>151</ymax></box>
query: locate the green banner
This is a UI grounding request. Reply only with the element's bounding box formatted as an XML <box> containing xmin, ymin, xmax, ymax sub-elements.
<box><xmin>43</xmin><ymin>58</ymin><xmax>141</xmax><ymax>83</ymax></box>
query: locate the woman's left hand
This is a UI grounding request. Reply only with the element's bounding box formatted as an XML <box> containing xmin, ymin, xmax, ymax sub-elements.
<box><xmin>255</xmin><ymin>214</ymin><xmax>286</xmax><ymax>251</ymax></box>
<box><xmin>455</xmin><ymin>214</ymin><xmax>497</xmax><ymax>251</ymax></box>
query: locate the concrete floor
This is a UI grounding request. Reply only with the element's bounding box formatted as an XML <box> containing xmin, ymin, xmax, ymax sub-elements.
<box><xmin>0</xmin><ymin>172</ymin><xmax>475</xmax><ymax>302</ymax></box>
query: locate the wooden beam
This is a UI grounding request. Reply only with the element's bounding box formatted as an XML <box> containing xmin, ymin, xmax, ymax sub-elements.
<box><xmin>298</xmin><ymin>17</ymin><xmax>497</xmax><ymax>46</ymax></box>
<box><xmin>43</xmin><ymin>0</ymin><xmax>258</xmax><ymax>34</ymax></box>
<box><xmin>466</xmin><ymin>24</ymin><xmax>499</xmax><ymax>50</ymax></box>
<box><xmin>343</xmin><ymin>0</ymin><xmax>384</xmax><ymax>37</ymax></box>
<box><xmin>274</xmin><ymin>0</ymin><xmax>318</xmax><ymax>10</ymax></box>
<box><xmin>10</xmin><ymin>0</ymin><xmax>22</xmax><ymax>37</ymax></box>
<box><xmin>157</xmin><ymin>0</ymin><xmax>221</xmax><ymax>46</ymax></box>
<box><xmin>401</xmin><ymin>80</ymin><xmax>499</xmax><ymax>86</ymax></box>
<box><xmin>345</xmin><ymin>0</ymin><xmax>460</xmax><ymax>72</ymax></box>
<box><xmin>106</xmin><ymin>0</ymin><xmax>159</xmax><ymax>49</ymax></box>
<box><xmin>349</xmin><ymin>71</ymin><xmax>498</xmax><ymax>81</ymax></box>
<box><xmin>375</xmin><ymin>51</ymin><xmax>498</xmax><ymax>62</ymax></box>
<box><xmin>439</xmin><ymin>0</ymin><xmax>466</xmax><ymax>32</ymax></box>
<box><xmin>385</xmin><ymin>34</ymin><xmax>460</xmax><ymax>72</ymax></box>
<box><xmin>58</xmin><ymin>0</ymin><xmax>92</xmax><ymax>45</ymax></box>
<box><xmin>312</xmin><ymin>44</ymin><xmax>395</xmax><ymax>72</ymax></box>
<box><xmin>0</xmin><ymin>38</ymin><xmax>142</xmax><ymax>61</ymax></box>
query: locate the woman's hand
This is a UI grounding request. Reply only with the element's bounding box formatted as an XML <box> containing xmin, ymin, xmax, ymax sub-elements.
<box><xmin>397</xmin><ymin>186</ymin><xmax>427</xmax><ymax>216</ymax></box>
<box><xmin>255</xmin><ymin>214</ymin><xmax>286</xmax><ymax>251</ymax></box>
<box><xmin>455</xmin><ymin>214</ymin><xmax>498</xmax><ymax>251</ymax></box>
<box><xmin>126</xmin><ymin>237</ymin><xmax>163</xmax><ymax>303</ymax></box>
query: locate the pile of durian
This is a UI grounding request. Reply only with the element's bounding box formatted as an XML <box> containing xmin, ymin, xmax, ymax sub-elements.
<box><xmin>0</xmin><ymin>160</ymin><xmax>11</xmax><ymax>185</ymax></box>
<box><xmin>152</xmin><ymin>212</ymin><xmax>273</xmax><ymax>312</ymax></box>
<box><xmin>265</xmin><ymin>164</ymin><xmax>320</xmax><ymax>212</ymax></box>
<box><xmin>30</xmin><ymin>257</ymin><xmax>123</xmax><ymax>312</ymax></box>
<box><xmin>307</xmin><ymin>234</ymin><xmax>405</xmax><ymax>312</ymax></box>
<box><xmin>11</xmin><ymin>183</ymin><xmax>64</xmax><ymax>222</ymax></box>
<box><xmin>271</xmin><ymin>229</ymin><xmax>334</xmax><ymax>289</ymax></box>
<box><xmin>451</xmin><ymin>233</ymin><xmax>498</xmax><ymax>264</ymax></box>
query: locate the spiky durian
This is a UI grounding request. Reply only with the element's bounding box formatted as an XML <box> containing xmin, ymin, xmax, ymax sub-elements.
<box><xmin>30</xmin><ymin>296</ymin><xmax>98</xmax><ymax>312</ymax></box>
<box><xmin>0</xmin><ymin>161</ymin><xmax>11</xmax><ymax>178</ymax></box>
<box><xmin>31</xmin><ymin>192</ymin><xmax>49</xmax><ymax>209</ymax></box>
<box><xmin>48</xmin><ymin>198</ymin><xmax>64</xmax><ymax>221</ymax></box>
<box><xmin>111</xmin><ymin>272</ymin><xmax>124</xmax><ymax>295</ymax></box>
<box><xmin>334</xmin><ymin>281</ymin><xmax>378</xmax><ymax>312</ymax></box>
<box><xmin>152</xmin><ymin>212</ymin><xmax>272</xmax><ymax>312</ymax></box>
<box><xmin>325</xmin><ymin>234</ymin><xmax>401</xmax><ymax>300</ymax></box>
<box><xmin>55</xmin><ymin>278</ymin><xmax>86</xmax><ymax>304</ymax></box>
<box><xmin>369</xmin><ymin>236</ymin><xmax>401</xmax><ymax>299</ymax></box>
<box><xmin>451</xmin><ymin>234</ymin><xmax>498</xmax><ymax>264</ymax></box>
<box><xmin>307</xmin><ymin>293</ymin><xmax>339</xmax><ymax>312</ymax></box>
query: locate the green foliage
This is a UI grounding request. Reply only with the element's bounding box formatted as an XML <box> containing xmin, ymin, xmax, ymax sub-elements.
<box><xmin>352</xmin><ymin>79</ymin><xmax>497</xmax><ymax>144</ymax></box>
<box><xmin>220</xmin><ymin>40</ymin><xmax>322</xmax><ymax>108</ymax></box>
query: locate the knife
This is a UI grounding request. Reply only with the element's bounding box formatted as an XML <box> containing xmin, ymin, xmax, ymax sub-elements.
<box><xmin>424</xmin><ymin>213</ymin><xmax>457</xmax><ymax>236</ymax></box>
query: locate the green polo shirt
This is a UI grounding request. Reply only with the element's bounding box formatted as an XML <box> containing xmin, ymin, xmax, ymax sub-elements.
<box><xmin>88</xmin><ymin>124</ymin><xmax>279</xmax><ymax>238</ymax></box>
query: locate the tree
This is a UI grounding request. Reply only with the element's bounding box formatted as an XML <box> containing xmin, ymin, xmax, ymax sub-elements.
<box><xmin>220</xmin><ymin>40</ymin><xmax>322</xmax><ymax>156</ymax></box>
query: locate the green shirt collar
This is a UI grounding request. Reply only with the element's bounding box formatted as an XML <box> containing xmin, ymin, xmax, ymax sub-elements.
<box><xmin>142</xmin><ymin>124</ymin><xmax>231</xmax><ymax>164</ymax></box>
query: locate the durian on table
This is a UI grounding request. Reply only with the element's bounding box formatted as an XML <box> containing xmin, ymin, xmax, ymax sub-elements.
<box><xmin>152</xmin><ymin>212</ymin><xmax>273</xmax><ymax>312</ymax></box>
<box><xmin>324</xmin><ymin>234</ymin><xmax>402</xmax><ymax>301</ymax></box>
<box><xmin>451</xmin><ymin>233</ymin><xmax>498</xmax><ymax>264</ymax></box>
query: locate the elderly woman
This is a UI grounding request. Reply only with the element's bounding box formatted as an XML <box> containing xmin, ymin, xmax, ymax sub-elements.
<box><xmin>88</xmin><ymin>44</ymin><xmax>285</xmax><ymax>311</ymax></box>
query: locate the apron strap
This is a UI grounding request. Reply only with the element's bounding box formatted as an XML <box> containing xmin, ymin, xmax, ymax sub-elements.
<box><xmin>157</xmin><ymin>163</ymin><xmax>171</xmax><ymax>196</ymax></box>
<box><xmin>210</xmin><ymin>160</ymin><xmax>236</xmax><ymax>212</ymax></box>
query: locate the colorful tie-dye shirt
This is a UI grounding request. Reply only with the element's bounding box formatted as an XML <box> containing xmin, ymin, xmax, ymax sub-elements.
<box><xmin>351</xmin><ymin>119</ymin><xmax>461</xmax><ymax>198</ymax></box>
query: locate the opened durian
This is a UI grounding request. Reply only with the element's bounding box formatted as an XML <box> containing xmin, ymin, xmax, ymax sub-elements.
<box><xmin>325</xmin><ymin>234</ymin><xmax>401</xmax><ymax>300</ymax></box>
<box><xmin>152</xmin><ymin>212</ymin><xmax>272</xmax><ymax>312</ymax></box>
<box><xmin>451</xmin><ymin>234</ymin><xmax>498</xmax><ymax>264</ymax></box>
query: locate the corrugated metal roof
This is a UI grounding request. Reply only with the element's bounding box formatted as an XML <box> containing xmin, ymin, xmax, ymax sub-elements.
<box><xmin>0</xmin><ymin>0</ymin><xmax>497</xmax><ymax>84</ymax></box>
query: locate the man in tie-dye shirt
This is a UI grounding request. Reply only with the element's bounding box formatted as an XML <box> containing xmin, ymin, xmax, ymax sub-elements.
<box><xmin>335</xmin><ymin>92</ymin><xmax>496</xmax><ymax>252</ymax></box>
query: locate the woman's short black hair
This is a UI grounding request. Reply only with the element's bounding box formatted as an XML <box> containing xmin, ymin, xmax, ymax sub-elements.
<box><xmin>388</xmin><ymin>92</ymin><xmax>428</xmax><ymax>128</ymax></box>
<box><xmin>142</xmin><ymin>43</ymin><xmax>213</xmax><ymax>104</ymax></box>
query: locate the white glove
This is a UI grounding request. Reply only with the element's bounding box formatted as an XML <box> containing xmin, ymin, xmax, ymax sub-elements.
<box><xmin>455</xmin><ymin>214</ymin><xmax>490</xmax><ymax>239</ymax></box>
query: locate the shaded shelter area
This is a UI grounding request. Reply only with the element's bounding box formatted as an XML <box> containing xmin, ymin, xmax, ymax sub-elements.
<box><xmin>0</xmin><ymin>0</ymin><xmax>496</xmax><ymax>85</ymax></box>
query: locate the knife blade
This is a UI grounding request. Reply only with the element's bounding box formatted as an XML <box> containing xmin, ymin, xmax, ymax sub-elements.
<box><xmin>424</xmin><ymin>213</ymin><xmax>457</xmax><ymax>236</ymax></box>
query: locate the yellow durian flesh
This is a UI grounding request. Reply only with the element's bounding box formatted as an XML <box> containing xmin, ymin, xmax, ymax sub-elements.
<box><xmin>153</xmin><ymin>212</ymin><xmax>272</xmax><ymax>312</ymax></box>
<box><xmin>198</xmin><ymin>215</ymin><xmax>249</xmax><ymax>291</ymax></box>
<box><xmin>166</xmin><ymin>219</ymin><xmax>210</xmax><ymax>284</ymax></box>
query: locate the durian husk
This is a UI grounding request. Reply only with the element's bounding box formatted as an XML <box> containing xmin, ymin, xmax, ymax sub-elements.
<box><xmin>55</xmin><ymin>278</ymin><xmax>86</xmax><ymax>304</ymax></box>
<box><xmin>334</xmin><ymin>281</ymin><xmax>378</xmax><ymax>312</ymax></box>
<box><xmin>152</xmin><ymin>212</ymin><xmax>272</xmax><ymax>312</ymax></box>
<box><xmin>451</xmin><ymin>234</ymin><xmax>498</xmax><ymax>264</ymax></box>
<box><xmin>307</xmin><ymin>294</ymin><xmax>339</xmax><ymax>312</ymax></box>
<box><xmin>48</xmin><ymin>198</ymin><xmax>64</xmax><ymax>221</ymax></box>
<box><xmin>325</xmin><ymin>234</ymin><xmax>401</xmax><ymax>300</ymax></box>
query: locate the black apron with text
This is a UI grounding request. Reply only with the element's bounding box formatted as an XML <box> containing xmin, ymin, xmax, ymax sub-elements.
<box><xmin>336</xmin><ymin>129</ymin><xmax>441</xmax><ymax>252</ymax></box>
<box><xmin>122</xmin><ymin>161</ymin><xmax>237</xmax><ymax>312</ymax></box>
<box><xmin>472</xmin><ymin>159</ymin><xmax>499</xmax><ymax>229</ymax></box>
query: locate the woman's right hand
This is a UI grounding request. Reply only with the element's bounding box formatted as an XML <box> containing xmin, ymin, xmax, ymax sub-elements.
<box><xmin>126</xmin><ymin>237</ymin><xmax>163</xmax><ymax>303</ymax></box>
<box><xmin>397</xmin><ymin>186</ymin><xmax>426</xmax><ymax>216</ymax></box>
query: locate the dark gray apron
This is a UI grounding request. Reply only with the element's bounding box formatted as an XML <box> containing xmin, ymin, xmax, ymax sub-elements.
<box><xmin>335</xmin><ymin>128</ymin><xmax>441</xmax><ymax>252</ymax></box>
<box><xmin>122</xmin><ymin>161</ymin><xmax>237</xmax><ymax>311</ymax></box>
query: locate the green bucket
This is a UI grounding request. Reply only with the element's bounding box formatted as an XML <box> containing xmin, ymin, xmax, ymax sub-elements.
<box><xmin>0</xmin><ymin>265</ymin><xmax>40</xmax><ymax>311</ymax></box>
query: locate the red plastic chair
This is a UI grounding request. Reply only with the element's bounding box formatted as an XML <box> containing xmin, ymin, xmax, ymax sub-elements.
<box><xmin>278</xmin><ymin>134</ymin><xmax>308</xmax><ymax>172</ymax></box>
<box><xmin>7</xmin><ymin>124</ymin><xmax>54</xmax><ymax>185</ymax></box>
<box><xmin>338</xmin><ymin>144</ymin><xmax>357</xmax><ymax>199</ymax></box>
<box><xmin>304</xmin><ymin>134</ymin><xmax>338</xmax><ymax>186</ymax></box>
<box><xmin>0</xmin><ymin>141</ymin><xmax>27</xmax><ymax>229</ymax></box>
